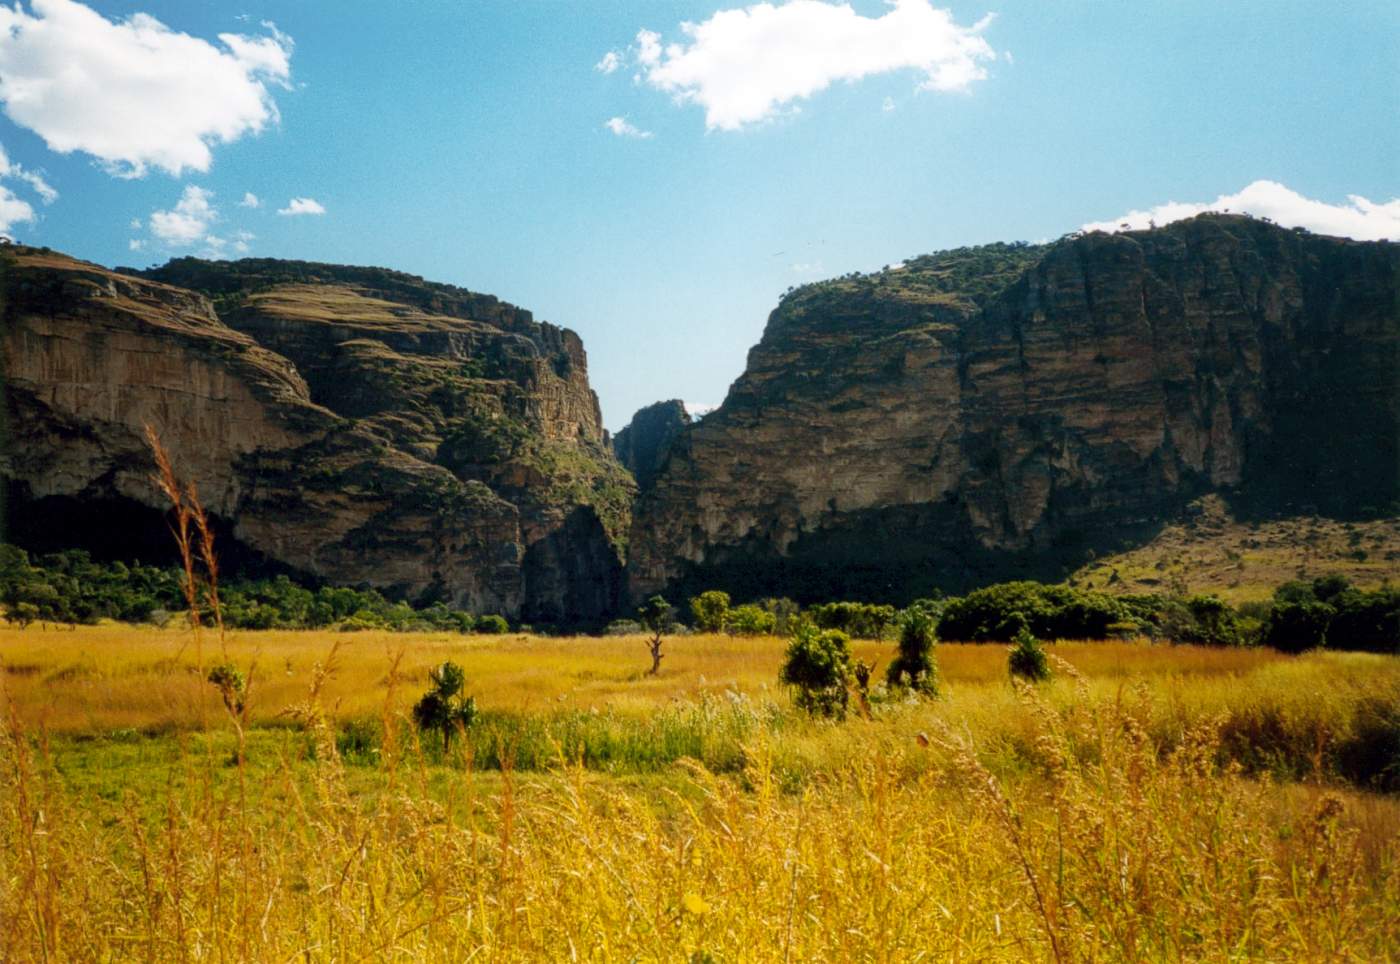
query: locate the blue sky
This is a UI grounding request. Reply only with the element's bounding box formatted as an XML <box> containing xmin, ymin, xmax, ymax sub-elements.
<box><xmin>1</xmin><ymin>0</ymin><xmax>1396</xmax><ymax>429</ymax></box>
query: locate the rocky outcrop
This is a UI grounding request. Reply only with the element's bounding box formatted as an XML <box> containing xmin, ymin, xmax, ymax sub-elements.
<box><xmin>613</xmin><ymin>400</ymin><xmax>690</xmax><ymax>495</ymax></box>
<box><xmin>2</xmin><ymin>248</ymin><xmax>633</xmax><ymax>623</ymax></box>
<box><xmin>629</xmin><ymin>216</ymin><xmax>1400</xmax><ymax>604</ymax></box>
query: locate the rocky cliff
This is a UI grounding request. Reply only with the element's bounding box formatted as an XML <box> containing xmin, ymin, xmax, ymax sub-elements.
<box><xmin>629</xmin><ymin>216</ymin><xmax>1400</xmax><ymax>604</ymax></box>
<box><xmin>613</xmin><ymin>399</ymin><xmax>690</xmax><ymax>495</ymax></box>
<box><xmin>1</xmin><ymin>247</ymin><xmax>633</xmax><ymax>623</ymax></box>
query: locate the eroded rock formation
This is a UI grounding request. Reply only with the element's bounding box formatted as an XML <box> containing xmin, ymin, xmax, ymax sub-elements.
<box><xmin>2</xmin><ymin>248</ymin><xmax>633</xmax><ymax>623</ymax></box>
<box><xmin>613</xmin><ymin>399</ymin><xmax>690</xmax><ymax>495</ymax></box>
<box><xmin>629</xmin><ymin>216</ymin><xmax>1400</xmax><ymax>604</ymax></box>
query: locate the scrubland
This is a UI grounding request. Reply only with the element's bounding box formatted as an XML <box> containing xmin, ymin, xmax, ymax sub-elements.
<box><xmin>2</xmin><ymin>623</ymin><xmax>1398</xmax><ymax>960</ymax></box>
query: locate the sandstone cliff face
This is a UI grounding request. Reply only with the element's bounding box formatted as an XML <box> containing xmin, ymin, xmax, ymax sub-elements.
<box><xmin>613</xmin><ymin>400</ymin><xmax>690</xmax><ymax>495</ymax></box>
<box><xmin>629</xmin><ymin>216</ymin><xmax>1400</xmax><ymax>604</ymax></box>
<box><xmin>3</xmin><ymin>248</ymin><xmax>632</xmax><ymax>623</ymax></box>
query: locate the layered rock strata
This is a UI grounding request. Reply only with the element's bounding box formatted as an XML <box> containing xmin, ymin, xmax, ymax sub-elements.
<box><xmin>629</xmin><ymin>216</ymin><xmax>1400</xmax><ymax>604</ymax></box>
<box><xmin>2</xmin><ymin>248</ymin><xmax>633</xmax><ymax>622</ymax></box>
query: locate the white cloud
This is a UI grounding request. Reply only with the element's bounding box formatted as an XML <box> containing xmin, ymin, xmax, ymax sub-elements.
<box><xmin>1083</xmin><ymin>180</ymin><xmax>1400</xmax><ymax>242</ymax></box>
<box><xmin>127</xmin><ymin>238</ymin><xmax>143</xmax><ymax>251</ymax></box>
<box><xmin>0</xmin><ymin>186</ymin><xmax>34</xmax><ymax>234</ymax></box>
<box><xmin>595</xmin><ymin>50</ymin><xmax>621</xmax><ymax>74</ymax></box>
<box><xmin>0</xmin><ymin>142</ymin><xmax>54</xmax><ymax>231</ymax></box>
<box><xmin>239</xmin><ymin>192</ymin><xmax>260</xmax><ymax>208</ymax></box>
<box><xmin>148</xmin><ymin>184</ymin><xmax>217</xmax><ymax>244</ymax></box>
<box><xmin>604</xmin><ymin>116</ymin><xmax>653</xmax><ymax>139</ymax></box>
<box><xmin>882</xmin><ymin>96</ymin><xmax>896</xmax><ymax>112</ymax></box>
<box><xmin>129</xmin><ymin>217</ymin><xmax>142</xmax><ymax>229</ymax></box>
<box><xmin>277</xmin><ymin>196</ymin><xmax>325</xmax><ymax>216</ymax></box>
<box><xmin>620</xmin><ymin>0</ymin><xmax>996</xmax><ymax>130</ymax></box>
<box><xmin>0</xmin><ymin>0</ymin><xmax>293</xmax><ymax>177</ymax></box>
<box><xmin>683</xmin><ymin>402</ymin><xmax>717</xmax><ymax>418</ymax></box>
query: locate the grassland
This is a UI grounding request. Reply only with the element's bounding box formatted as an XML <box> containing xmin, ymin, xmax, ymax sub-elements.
<box><xmin>1073</xmin><ymin>495</ymin><xmax>1400</xmax><ymax>603</ymax></box>
<box><xmin>3</xmin><ymin>623</ymin><xmax>1399</xmax><ymax>960</ymax></box>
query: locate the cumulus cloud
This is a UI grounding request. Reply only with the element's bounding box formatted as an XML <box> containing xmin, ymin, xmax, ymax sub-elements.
<box><xmin>0</xmin><ymin>0</ymin><xmax>293</xmax><ymax>177</ymax></box>
<box><xmin>612</xmin><ymin>0</ymin><xmax>996</xmax><ymax>130</ymax></box>
<box><xmin>239</xmin><ymin>192</ymin><xmax>260</xmax><ymax>208</ymax></box>
<box><xmin>136</xmin><ymin>185</ymin><xmax>256</xmax><ymax>257</ymax></box>
<box><xmin>1083</xmin><ymin>181</ymin><xmax>1400</xmax><ymax>242</ymax></box>
<box><xmin>277</xmin><ymin>196</ymin><xmax>325</xmax><ymax>216</ymax></box>
<box><xmin>0</xmin><ymin>187</ymin><xmax>34</xmax><ymax>234</ymax></box>
<box><xmin>0</xmin><ymin>142</ymin><xmax>55</xmax><ymax>233</ymax></box>
<box><xmin>604</xmin><ymin>116</ymin><xmax>653</xmax><ymax>139</ymax></box>
<box><xmin>148</xmin><ymin>184</ymin><xmax>217</xmax><ymax>244</ymax></box>
<box><xmin>595</xmin><ymin>50</ymin><xmax>621</xmax><ymax>74</ymax></box>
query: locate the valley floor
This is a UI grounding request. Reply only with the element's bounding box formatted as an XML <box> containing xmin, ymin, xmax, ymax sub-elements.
<box><xmin>2</xmin><ymin>625</ymin><xmax>1398</xmax><ymax>960</ymax></box>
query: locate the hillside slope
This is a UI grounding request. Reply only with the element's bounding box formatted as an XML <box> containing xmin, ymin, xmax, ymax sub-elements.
<box><xmin>629</xmin><ymin>216</ymin><xmax>1400</xmax><ymax>604</ymax></box>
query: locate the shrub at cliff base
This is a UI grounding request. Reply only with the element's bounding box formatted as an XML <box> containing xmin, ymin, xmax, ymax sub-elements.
<box><xmin>0</xmin><ymin>543</ymin><xmax>487</xmax><ymax>632</ymax></box>
<box><xmin>689</xmin><ymin>590</ymin><xmax>730</xmax><ymax>633</ymax></box>
<box><xmin>938</xmin><ymin>581</ymin><xmax>1124</xmax><ymax>642</ymax></box>
<box><xmin>885</xmin><ymin>609</ymin><xmax>939</xmax><ymax>696</ymax></box>
<box><xmin>1263</xmin><ymin>577</ymin><xmax>1399</xmax><ymax>654</ymax></box>
<box><xmin>724</xmin><ymin>603</ymin><xmax>777</xmax><ymax>636</ymax></box>
<box><xmin>808</xmin><ymin>601</ymin><xmax>897</xmax><ymax>640</ymax></box>
<box><xmin>780</xmin><ymin>624</ymin><xmax>853</xmax><ymax>718</ymax></box>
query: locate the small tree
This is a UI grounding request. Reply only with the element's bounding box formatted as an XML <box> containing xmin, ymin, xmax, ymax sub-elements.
<box><xmin>1007</xmin><ymin>615</ymin><xmax>1050</xmax><ymax>683</ymax></box>
<box><xmin>9</xmin><ymin>602</ymin><xmax>38</xmax><ymax>629</ymax></box>
<box><xmin>886</xmin><ymin>609</ymin><xmax>939</xmax><ymax>696</ymax></box>
<box><xmin>638</xmin><ymin>595</ymin><xmax>675</xmax><ymax>675</ymax></box>
<box><xmin>412</xmin><ymin>661</ymin><xmax>477</xmax><ymax>749</ymax></box>
<box><xmin>689</xmin><ymin>590</ymin><xmax>730</xmax><ymax>633</ymax></box>
<box><xmin>780</xmin><ymin>624</ymin><xmax>852</xmax><ymax>718</ymax></box>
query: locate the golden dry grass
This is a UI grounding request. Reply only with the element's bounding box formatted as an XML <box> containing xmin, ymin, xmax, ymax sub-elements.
<box><xmin>3</xmin><ymin>664</ymin><xmax>1398</xmax><ymax>962</ymax></box>
<box><xmin>0</xmin><ymin>622</ymin><xmax>1291</xmax><ymax>733</ymax></box>
<box><xmin>3</xmin><ymin>623</ymin><xmax>1399</xmax><ymax>960</ymax></box>
<box><xmin>1072</xmin><ymin>495</ymin><xmax>1400</xmax><ymax>603</ymax></box>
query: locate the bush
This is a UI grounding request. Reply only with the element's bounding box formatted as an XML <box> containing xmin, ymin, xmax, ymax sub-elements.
<box><xmin>1160</xmin><ymin>594</ymin><xmax>1246</xmax><ymax>646</ymax></box>
<box><xmin>412</xmin><ymin>661</ymin><xmax>477</xmax><ymax>749</ymax></box>
<box><xmin>724</xmin><ymin>604</ymin><xmax>776</xmax><ymax>636</ymax></box>
<box><xmin>1259</xmin><ymin>577</ymin><xmax>1399</xmax><ymax>654</ymax></box>
<box><xmin>808</xmin><ymin>601</ymin><xmax>897</xmax><ymax>640</ymax></box>
<box><xmin>475</xmin><ymin>614</ymin><xmax>509</xmax><ymax>634</ymax></box>
<box><xmin>938</xmin><ymin>581</ymin><xmax>1124</xmax><ymax>641</ymax></box>
<box><xmin>1008</xmin><ymin>633</ymin><xmax>1050</xmax><ymax>682</ymax></box>
<box><xmin>1007</xmin><ymin>617</ymin><xmax>1050</xmax><ymax>682</ymax></box>
<box><xmin>780</xmin><ymin>625</ymin><xmax>852</xmax><ymax>718</ymax></box>
<box><xmin>1264</xmin><ymin>602</ymin><xmax>1334</xmax><ymax>653</ymax></box>
<box><xmin>759</xmin><ymin>597</ymin><xmax>803</xmax><ymax>635</ymax></box>
<box><xmin>886</xmin><ymin>609</ymin><xmax>939</xmax><ymax>696</ymax></box>
<box><xmin>605</xmin><ymin>619</ymin><xmax>643</xmax><ymax>636</ymax></box>
<box><xmin>689</xmin><ymin>590</ymin><xmax>730</xmax><ymax>633</ymax></box>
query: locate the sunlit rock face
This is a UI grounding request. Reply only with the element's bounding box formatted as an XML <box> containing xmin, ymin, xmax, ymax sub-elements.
<box><xmin>2</xmin><ymin>248</ymin><xmax>633</xmax><ymax>623</ymax></box>
<box><xmin>629</xmin><ymin>216</ymin><xmax>1399</xmax><ymax>604</ymax></box>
